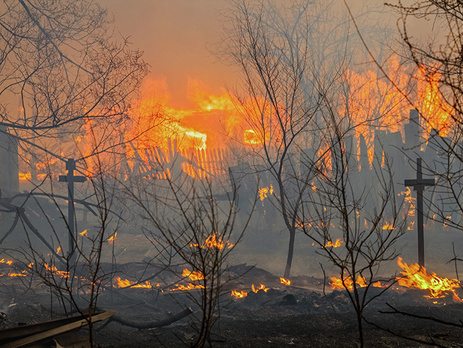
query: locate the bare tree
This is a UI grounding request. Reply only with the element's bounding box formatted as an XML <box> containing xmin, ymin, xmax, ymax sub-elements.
<box><xmin>297</xmin><ymin>94</ymin><xmax>408</xmax><ymax>347</ymax></box>
<box><xmin>0</xmin><ymin>0</ymin><xmax>147</xmax><ymax>148</ymax></box>
<box><xmin>223</xmin><ymin>0</ymin><xmax>348</xmax><ymax>278</ymax></box>
<box><xmin>223</xmin><ymin>0</ymin><xmax>393</xmax><ymax>278</ymax></box>
<box><xmin>123</xmin><ymin>150</ymin><xmax>255</xmax><ymax>347</ymax></box>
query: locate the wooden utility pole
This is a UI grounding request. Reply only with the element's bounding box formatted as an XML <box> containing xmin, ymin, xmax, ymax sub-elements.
<box><xmin>404</xmin><ymin>157</ymin><xmax>435</xmax><ymax>267</ymax></box>
<box><xmin>59</xmin><ymin>159</ymin><xmax>86</xmax><ymax>262</ymax></box>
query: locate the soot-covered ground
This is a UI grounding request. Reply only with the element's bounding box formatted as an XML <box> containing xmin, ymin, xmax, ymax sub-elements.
<box><xmin>1</xmin><ymin>263</ymin><xmax>463</xmax><ymax>347</ymax></box>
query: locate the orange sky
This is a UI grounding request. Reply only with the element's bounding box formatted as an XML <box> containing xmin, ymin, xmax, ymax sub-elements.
<box><xmin>99</xmin><ymin>0</ymin><xmax>395</xmax><ymax>108</ymax></box>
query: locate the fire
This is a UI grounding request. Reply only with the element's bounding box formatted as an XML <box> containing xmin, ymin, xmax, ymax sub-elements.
<box><xmin>205</xmin><ymin>232</ymin><xmax>225</xmax><ymax>249</ymax></box>
<box><xmin>417</xmin><ymin>68</ymin><xmax>452</xmax><ymax>137</ymax></box>
<box><xmin>115</xmin><ymin>276</ymin><xmax>152</xmax><ymax>289</ymax></box>
<box><xmin>330</xmin><ymin>275</ymin><xmax>386</xmax><ymax>290</ymax></box>
<box><xmin>18</xmin><ymin>173</ymin><xmax>31</xmax><ymax>181</ymax></box>
<box><xmin>44</xmin><ymin>263</ymin><xmax>69</xmax><ymax>278</ymax></box>
<box><xmin>382</xmin><ymin>222</ymin><xmax>395</xmax><ymax>230</ymax></box>
<box><xmin>182</xmin><ymin>268</ymin><xmax>205</xmax><ymax>281</ymax></box>
<box><xmin>80</xmin><ymin>229</ymin><xmax>88</xmax><ymax>236</ymax></box>
<box><xmin>280</xmin><ymin>277</ymin><xmax>291</xmax><ymax>286</ymax></box>
<box><xmin>396</xmin><ymin>257</ymin><xmax>461</xmax><ymax>301</ymax></box>
<box><xmin>252</xmin><ymin>283</ymin><xmax>269</xmax><ymax>293</ymax></box>
<box><xmin>108</xmin><ymin>232</ymin><xmax>117</xmax><ymax>244</ymax></box>
<box><xmin>0</xmin><ymin>259</ymin><xmax>13</xmax><ymax>265</ymax></box>
<box><xmin>258</xmin><ymin>185</ymin><xmax>274</xmax><ymax>201</ymax></box>
<box><xmin>325</xmin><ymin>239</ymin><xmax>342</xmax><ymax>248</ymax></box>
<box><xmin>231</xmin><ymin>290</ymin><xmax>248</xmax><ymax>298</ymax></box>
<box><xmin>171</xmin><ymin>283</ymin><xmax>205</xmax><ymax>291</ymax></box>
<box><xmin>191</xmin><ymin>232</ymin><xmax>233</xmax><ymax>250</ymax></box>
<box><xmin>8</xmin><ymin>271</ymin><xmax>27</xmax><ymax>277</ymax></box>
<box><xmin>243</xmin><ymin>129</ymin><xmax>261</xmax><ymax>145</ymax></box>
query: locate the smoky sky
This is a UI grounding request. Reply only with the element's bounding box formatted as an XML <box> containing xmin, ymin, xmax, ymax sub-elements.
<box><xmin>99</xmin><ymin>0</ymin><xmax>396</xmax><ymax>108</ymax></box>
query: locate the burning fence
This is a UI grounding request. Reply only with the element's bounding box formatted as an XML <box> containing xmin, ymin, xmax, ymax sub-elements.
<box><xmin>11</xmin><ymin>56</ymin><xmax>452</xmax><ymax>190</ymax></box>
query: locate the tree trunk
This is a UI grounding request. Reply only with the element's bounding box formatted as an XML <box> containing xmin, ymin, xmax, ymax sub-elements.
<box><xmin>356</xmin><ymin>310</ymin><xmax>364</xmax><ymax>348</ymax></box>
<box><xmin>283</xmin><ymin>227</ymin><xmax>296</xmax><ymax>278</ymax></box>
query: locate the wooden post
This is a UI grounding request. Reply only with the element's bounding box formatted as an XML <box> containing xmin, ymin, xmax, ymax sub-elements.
<box><xmin>59</xmin><ymin>159</ymin><xmax>86</xmax><ymax>263</ymax></box>
<box><xmin>404</xmin><ymin>157</ymin><xmax>435</xmax><ymax>267</ymax></box>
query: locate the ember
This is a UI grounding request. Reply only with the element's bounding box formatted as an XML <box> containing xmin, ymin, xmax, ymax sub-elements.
<box><xmin>396</xmin><ymin>257</ymin><xmax>462</xmax><ymax>301</ymax></box>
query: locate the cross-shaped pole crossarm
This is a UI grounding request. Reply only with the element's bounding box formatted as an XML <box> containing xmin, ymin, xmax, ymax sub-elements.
<box><xmin>58</xmin><ymin>176</ymin><xmax>86</xmax><ymax>183</ymax></box>
<box><xmin>403</xmin><ymin>157</ymin><xmax>436</xmax><ymax>268</ymax></box>
<box><xmin>58</xmin><ymin>159</ymin><xmax>87</xmax><ymax>262</ymax></box>
<box><xmin>404</xmin><ymin>179</ymin><xmax>436</xmax><ymax>190</ymax></box>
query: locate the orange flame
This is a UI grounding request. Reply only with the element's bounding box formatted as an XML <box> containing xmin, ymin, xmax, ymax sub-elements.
<box><xmin>258</xmin><ymin>185</ymin><xmax>274</xmax><ymax>201</ymax></box>
<box><xmin>231</xmin><ymin>290</ymin><xmax>248</xmax><ymax>298</ymax></box>
<box><xmin>397</xmin><ymin>257</ymin><xmax>461</xmax><ymax>301</ymax></box>
<box><xmin>325</xmin><ymin>239</ymin><xmax>342</xmax><ymax>248</ymax></box>
<box><xmin>18</xmin><ymin>173</ymin><xmax>31</xmax><ymax>181</ymax></box>
<box><xmin>243</xmin><ymin>129</ymin><xmax>261</xmax><ymax>145</ymax></box>
<box><xmin>382</xmin><ymin>222</ymin><xmax>395</xmax><ymax>230</ymax></box>
<box><xmin>191</xmin><ymin>232</ymin><xmax>233</xmax><ymax>250</ymax></box>
<box><xmin>44</xmin><ymin>263</ymin><xmax>69</xmax><ymax>278</ymax></box>
<box><xmin>182</xmin><ymin>268</ymin><xmax>205</xmax><ymax>281</ymax></box>
<box><xmin>115</xmin><ymin>276</ymin><xmax>152</xmax><ymax>289</ymax></box>
<box><xmin>171</xmin><ymin>283</ymin><xmax>205</xmax><ymax>291</ymax></box>
<box><xmin>280</xmin><ymin>277</ymin><xmax>291</xmax><ymax>286</ymax></box>
<box><xmin>108</xmin><ymin>232</ymin><xmax>117</xmax><ymax>244</ymax></box>
<box><xmin>8</xmin><ymin>271</ymin><xmax>27</xmax><ymax>277</ymax></box>
<box><xmin>252</xmin><ymin>283</ymin><xmax>269</xmax><ymax>293</ymax></box>
<box><xmin>330</xmin><ymin>275</ymin><xmax>386</xmax><ymax>290</ymax></box>
<box><xmin>0</xmin><ymin>259</ymin><xmax>13</xmax><ymax>265</ymax></box>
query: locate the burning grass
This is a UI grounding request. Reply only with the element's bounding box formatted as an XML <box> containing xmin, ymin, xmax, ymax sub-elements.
<box><xmin>396</xmin><ymin>257</ymin><xmax>462</xmax><ymax>301</ymax></box>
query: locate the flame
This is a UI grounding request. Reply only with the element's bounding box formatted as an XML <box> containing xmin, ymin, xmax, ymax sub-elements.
<box><xmin>171</xmin><ymin>283</ymin><xmax>205</xmax><ymax>291</ymax></box>
<box><xmin>44</xmin><ymin>263</ymin><xmax>69</xmax><ymax>278</ymax></box>
<box><xmin>243</xmin><ymin>129</ymin><xmax>261</xmax><ymax>145</ymax></box>
<box><xmin>205</xmin><ymin>232</ymin><xmax>225</xmax><ymax>249</ymax></box>
<box><xmin>115</xmin><ymin>276</ymin><xmax>152</xmax><ymax>289</ymax></box>
<box><xmin>56</xmin><ymin>246</ymin><xmax>61</xmax><ymax>254</ymax></box>
<box><xmin>252</xmin><ymin>283</ymin><xmax>269</xmax><ymax>293</ymax></box>
<box><xmin>8</xmin><ymin>271</ymin><xmax>27</xmax><ymax>277</ymax></box>
<box><xmin>191</xmin><ymin>232</ymin><xmax>232</xmax><ymax>250</ymax></box>
<box><xmin>325</xmin><ymin>239</ymin><xmax>342</xmax><ymax>248</ymax></box>
<box><xmin>80</xmin><ymin>229</ymin><xmax>88</xmax><ymax>236</ymax></box>
<box><xmin>258</xmin><ymin>185</ymin><xmax>274</xmax><ymax>201</ymax></box>
<box><xmin>108</xmin><ymin>232</ymin><xmax>117</xmax><ymax>244</ymax></box>
<box><xmin>330</xmin><ymin>275</ymin><xmax>386</xmax><ymax>290</ymax></box>
<box><xmin>231</xmin><ymin>290</ymin><xmax>248</xmax><ymax>298</ymax></box>
<box><xmin>417</xmin><ymin>68</ymin><xmax>452</xmax><ymax>137</ymax></box>
<box><xmin>396</xmin><ymin>257</ymin><xmax>461</xmax><ymax>301</ymax></box>
<box><xmin>382</xmin><ymin>222</ymin><xmax>394</xmax><ymax>230</ymax></box>
<box><xmin>182</xmin><ymin>268</ymin><xmax>205</xmax><ymax>281</ymax></box>
<box><xmin>0</xmin><ymin>259</ymin><xmax>13</xmax><ymax>265</ymax></box>
<box><xmin>18</xmin><ymin>173</ymin><xmax>31</xmax><ymax>181</ymax></box>
<box><xmin>280</xmin><ymin>277</ymin><xmax>291</xmax><ymax>286</ymax></box>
